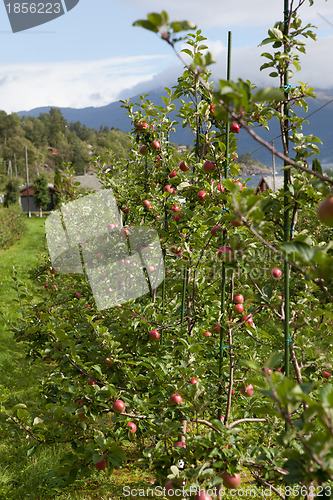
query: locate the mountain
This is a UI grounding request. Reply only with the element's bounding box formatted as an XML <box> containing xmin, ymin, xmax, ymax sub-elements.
<box><xmin>18</xmin><ymin>88</ymin><xmax>333</xmax><ymax>168</ymax></box>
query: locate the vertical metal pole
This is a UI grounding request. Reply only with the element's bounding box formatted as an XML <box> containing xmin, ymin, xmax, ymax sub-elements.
<box><xmin>217</xmin><ymin>31</ymin><xmax>232</xmax><ymax>420</ymax></box>
<box><xmin>283</xmin><ymin>1</ymin><xmax>290</xmax><ymax>380</ymax></box>
<box><xmin>272</xmin><ymin>140</ymin><xmax>276</xmax><ymax>192</ymax></box>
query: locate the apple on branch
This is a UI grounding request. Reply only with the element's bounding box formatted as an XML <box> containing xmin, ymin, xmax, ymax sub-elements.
<box><xmin>233</xmin><ymin>293</ymin><xmax>244</xmax><ymax>304</ymax></box>
<box><xmin>221</xmin><ymin>471</ymin><xmax>241</xmax><ymax>489</ymax></box>
<box><xmin>230</xmin><ymin>122</ymin><xmax>240</xmax><ymax>133</ymax></box>
<box><xmin>240</xmin><ymin>384</ymin><xmax>254</xmax><ymax>397</ymax></box>
<box><xmin>95</xmin><ymin>457</ymin><xmax>107</xmax><ymax>470</ymax></box>
<box><xmin>179</xmin><ymin>160</ymin><xmax>190</xmax><ymax>172</ymax></box>
<box><xmin>169</xmin><ymin>393</ymin><xmax>183</xmax><ymax>405</ymax></box>
<box><xmin>127</xmin><ymin>421</ymin><xmax>137</xmax><ymax>434</ymax></box>
<box><xmin>112</xmin><ymin>399</ymin><xmax>126</xmax><ymax>413</ymax></box>
<box><xmin>318</xmin><ymin>196</ymin><xmax>333</xmax><ymax>227</ymax></box>
<box><xmin>203</xmin><ymin>160</ymin><xmax>216</xmax><ymax>173</ymax></box>
<box><xmin>149</xmin><ymin>329</ymin><xmax>160</xmax><ymax>340</ymax></box>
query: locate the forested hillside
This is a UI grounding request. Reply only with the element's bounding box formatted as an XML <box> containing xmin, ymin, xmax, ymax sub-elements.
<box><xmin>0</xmin><ymin>107</ymin><xmax>131</xmax><ymax>180</ymax></box>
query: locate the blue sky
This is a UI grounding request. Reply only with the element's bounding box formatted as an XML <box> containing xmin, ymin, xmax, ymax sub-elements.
<box><xmin>1</xmin><ymin>0</ymin><xmax>333</xmax><ymax>112</ymax></box>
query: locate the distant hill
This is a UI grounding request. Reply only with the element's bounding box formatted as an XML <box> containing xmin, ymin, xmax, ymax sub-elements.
<box><xmin>18</xmin><ymin>88</ymin><xmax>333</xmax><ymax>168</ymax></box>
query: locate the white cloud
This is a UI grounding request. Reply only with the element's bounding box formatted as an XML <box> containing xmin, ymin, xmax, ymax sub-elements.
<box><xmin>0</xmin><ymin>55</ymin><xmax>171</xmax><ymax>113</ymax></box>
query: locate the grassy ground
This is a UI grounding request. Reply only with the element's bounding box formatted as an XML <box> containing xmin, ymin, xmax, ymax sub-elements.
<box><xmin>0</xmin><ymin>218</ymin><xmax>288</xmax><ymax>500</ymax></box>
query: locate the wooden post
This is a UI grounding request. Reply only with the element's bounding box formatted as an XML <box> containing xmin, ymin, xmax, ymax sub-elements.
<box><xmin>272</xmin><ymin>139</ymin><xmax>276</xmax><ymax>192</ymax></box>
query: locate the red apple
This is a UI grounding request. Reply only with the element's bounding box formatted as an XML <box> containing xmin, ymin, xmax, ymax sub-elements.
<box><xmin>169</xmin><ymin>393</ymin><xmax>183</xmax><ymax>405</ymax></box>
<box><xmin>112</xmin><ymin>399</ymin><xmax>126</xmax><ymax>413</ymax></box>
<box><xmin>127</xmin><ymin>421</ymin><xmax>137</xmax><ymax>434</ymax></box>
<box><xmin>87</xmin><ymin>378</ymin><xmax>95</xmax><ymax>386</ymax></box>
<box><xmin>165</xmin><ymin>480</ymin><xmax>179</xmax><ymax>498</ymax></box>
<box><xmin>105</xmin><ymin>357</ymin><xmax>114</xmax><ymax>366</ymax></box>
<box><xmin>179</xmin><ymin>161</ymin><xmax>190</xmax><ymax>172</ymax></box>
<box><xmin>262</xmin><ymin>367</ymin><xmax>272</xmax><ymax>375</ymax></box>
<box><xmin>233</xmin><ymin>303</ymin><xmax>244</xmax><ymax>314</ymax></box>
<box><xmin>123</xmin><ymin>207</ymin><xmax>130</xmax><ymax>214</ymax></box>
<box><xmin>231</xmin><ymin>218</ymin><xmax>242</xmax><ymax>227</ymax></box>
<box><xmin>203</xmin><ymin>160</ymin><xmax>216</xmax><ymax>173</ymax></box>
<box><xmin>75</xmin><ymin>292</ymin><xmax>81</xmax><ymax>298</ymax></box>
<box><xmin>217</xmin><ymin>246</ymin><xmax>234</xmax><ymax>262</ymax></box>
<box><xmin>271</xmin><ymin>268</ymin><xmax>282</xmax><ymax>279</ymax></box>
<box><xmin>95</xmin><ymin>457</ymin><xmax>106</xmax><ymax>470</ymax></box>
<box><xmin>149</xmin><ymin>329</ymin><xmax>160</xmax><ymax>340</ymax></box>
<box><xmin>142</xmin><ymin>199</ymin><xmax>151</xmax><ymax>210</ymax></box>
<box><xmin>230</xmin><ymin>122</ymin><xmax>240</xmax><ymax>133</ymax></box>
<box><xmin>172</xmin><ymin>212</ymin><xmax>183</xmax><ymax>222</ymax></box>
<box><xmin>138</xmin><ymin>122</ymin><xmax>149</xmax><ymax>132</ymax></box>
<box><xmin>197</xmin><ymin>190</ymin><xmax>208</xmax><ymax>201</ymax></box>
<box><xmin>169</xmin><ymin>170</ymin><xmax>177</xmax><ymax>178</ymax></box>
<box><xmin>190</xmin><ymin>378</ymin><xmax>198</xmax><ymax>384</ymax></box>
<box><xmin>318</xmin><ymin>196</ymin><xmax>333</xmax><ymax>227</ymax></box>
<box><xmin>240</xmin><ymin>384</ymin><xmax>254</xmax><ymax>397</ymax></box>
<box><xmin>44</xmin><ymin>284</ymin><xmax>49</xmax><ymax>289</ymax></box>
<box><xmin>211</xmin><ymin>225</ymin><xmax>223</xmax><ymax>237</ymax></box>
<box><xmin>242</xmin><ymin>314</ymin><xmax>254</xmax><ymax>327</ymax></box>
<box><xmin>204</xmin><ymin>331</ymin><xmax>212</xmax><ymax>337</ymax></box>
<box><xmin>322</xmin><ymin>370</ymin><xmax>332</xmax><ymax>379</ymax></box>
<box><xmin>174</xmin><ymin>441</ymin><xmax>186</xmax><ymax>448</ymax></box>
<box><xmin>194</xmin><ymin>492</ymin><xmax>212</xmax><ymax>500</ymax></box>
<box><xmin>171</xmin><ymin>245</ymin><xmax>181</xmax><ymax>254</ymax></box>
<box><xmin>171</xmin><ymin>205</ymin><xmax>180</xmax><ymax>212</ymax></box>
<box><xmin>233</xmin><ymin>294</ymin><xmax>244</xmax><ymax>304</ymax></box>
<box><xmin>140</xmin><ymin>145</ymin><xmax>149</xmax><ymax>156</ymax></box>
<box><xmin>221</xmin><ymin>472</ymin><xmax>241</xmax><ymax>489</ymax></box>
<box><xmin>234</xmin><ymin>180</ymin><xmax>243</xmax><ymax>190</ymax></box>
<box><xmin>164</xmin><ymin>185</ymin><xmax>175</xmax><ymax>194</ymax></box>
<box><xmin>151</xmin><ymin>140</ymin><xmax>160</xmax><ymax>151</ymax></box>
<box><xmin>209</xmin><ymin>104</ymin><xmax>216</xmax><ymax>114</ymax></box>
<box><xmin>217</xmin><ymin>183</ymin><xmax>224</xmax><ymax>192</ymax></box>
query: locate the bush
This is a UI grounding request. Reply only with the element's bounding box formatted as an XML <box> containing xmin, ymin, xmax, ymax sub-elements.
<box><xmin>0</xmin><ymin>205</ymin><xmax>26</xmax><ymax>249</ymax></box>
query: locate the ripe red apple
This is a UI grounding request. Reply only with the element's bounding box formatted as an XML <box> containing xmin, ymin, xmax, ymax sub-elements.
<box><xmin>105</xmin><ymin>357</ymin><xmax>114</xmax><ymax>366</ymax></box>
<box><xmin>318</xmin><ymin>196</ymin><xmax>333</xmax><ymax>227</ymax></box>
<box><xmin>194</xmin><ymin>492</ymin><xmax>212</xmax><ymax>500</ymax></box>
<box><xmin>231</xmin><ymin>218</ymin><xmax>242</xmax><ymax>227</ymax></box>
<box><xmin>169</xmin><ymin>170</ymin><xmax>177</xmax><ymax>178</ymax></box>
<box><xmin>221</xmin><ymin>471</ymin><xmax>241</xmax><ymax>489</ymax></box>
<box><xmin>171</xmin><ymin>245</ymin><xmax>181</xmax><ymax>254</ymax></box>
<box><xmin>217</xmin><ymin>183</ymin><xmax>224</xmax><ymax>192</ymax></box>
<box><xmin>87</xmin><ymin>378</ymin><xmax>95</xmax><ymax>386</ymax></box>
<box><xmin>190</xmin><ymin>378</ymin><xmax>198</xmax><ymax>384</ymax></box>
<box><xmin>138</xmin><ymin>122</ymin><xmax>149</xmax><ymax>132</ymax></box>
<box><xmin>169</xmin><ymin>393</ymin><xmax>183</xmax><ymax>405</ymax></box>
<box><xmin>174</xmin><ymin>441</ymin><xmax>186</xmax><ymax>448</ymax></box>
<box><xmin>242</xmin><ymin>314</ymin><xmax>254</xmax><ymax>327</ymax></box>
<box><xmin>44</xmin><ymin>284</ymin><xmax>49</xmax><ymax>289</ymax></box>
<box><xmin>127</xmin><ymin>421</ymin><xmax>137</xmax><ymax>434</ymax></box>
<box><xmin>233</xmin><ymin>303</ymin><xmax>244</xmax><ymax>314</ymax></box>
<box><xmin>95</xmin><ymin>457</ymin><xmax>106</xmax><ymax>470</ymax></box>
<box><xmin>217</xmin><ymin>246</ymin><xmax>234</xmax><ymax>262</ymax></box>
<box><xmin>75</xmin><ymin>292</ymin><xmax>81</xmax><ymax>298</ymax></box>
<box><xmin>234</xmin><ymin>180</ymin><xmax>243</xmax><ymax>190</ymax></box>
<box><xmin>211</xmin><ymin>225</ymin><xmax>223</xmax><ymax>237</ymax></box>
<box><xmin>164</xmin><ymin>184</ymin><xmax>175</xmax><ymax>194</ymax></box>
<box><xmin>165</xmin><ymin>480</ymin><xmax>178</xmax><ymax>498</ymax></box>
<box><xmin>240</xmin><ymin>384</ymin><xmax>254</xmax><ymax>397</ymax></box>
<box><xmin>230</xmin><ymin>122</ymin><xmax>240</xmax><ymax>133</ymax></box>
<box><xmin>209</xmin><ymin>104</ymin><xmax>216</xmax><ymax>114</ymax></box>
<box><xmin>171</xmin><ymin>205</ymin><xmax>180</xmax><ymax>212</ymax></box>
<box><xmin>172</xmin><ymin>212</ymin><xmax>183</xmax><ymax>222</ymax></box>
<box><xmin>112</xmin><ymin>399</ymin><xmax>126</xmax><ymax>413</ymax></box>
<box><xmin>204</xmin><ymin>331</ymin><xmax>212</xmax><ymax>337</ymax></box>
<box><xmin>179</xmin><ymin>161</ymin><xmax>190</xmax><ymax>172</ymax></box>
<box><xmin>271</xmin><ymin>268</ymin><xmax>282</xmax><ymax>279</ymax></box>
<box><xmin>149</xmin><ymin>329</ymin><xmax>160</xmax><ymax>340</ymax></box>
<box><xmin>151</xmin><ymin>140</ymin><xmax>160</xmax><ymax>151</ymax></box>
<box><xmin>322</xmin><ymin>370</ymin><xmax>332</xmax><ymax>379</ymax></box>
<box><xmin>142</xmin><ymin>199</ymin><xmax>151</xmax><ymax>210</ymax></box>
<box><xmin>123</xmin><ymin>207</ymin><xmax>130</xmax><ymax>214</ymax></box>
<box><xmin>203</xmin><ymin>160</ymin><xmax>216</xmax><ymax>173</ymax></box>
<box><xmin>197</xmin><ymin>190</ymin><xmax>208</xmax><ymax>201</ymax></box>
<box><xmin>233</xmin><ymin>294</ymin><xmax>244</xmax><ymax>304</ymax></box>
<box><xmin>140</xmin><ymin>145</ymin><xmax>149</xmax><ymax>156</ymax></box>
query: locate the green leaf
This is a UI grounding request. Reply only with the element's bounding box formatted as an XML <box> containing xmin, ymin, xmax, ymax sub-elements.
<box><xmin>253</xmin><ymin>87</ymin><xmax>285</xmax><ymax>103</ymax></box>
<box><xmin>133</xmin><ymin>20</ymin><xmax>159</xmax><ymax>33</ymax></box>
<box><xmin>268</xmin><ymin>28</ymin><xmax>283</xmax><ymax>40</ymax></box>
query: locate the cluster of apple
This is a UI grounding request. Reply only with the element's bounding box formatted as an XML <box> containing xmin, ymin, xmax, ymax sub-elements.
<box><xmin>134</xmin><ymin>120</ymin><xmax>161</xmax><ymax>156</ymax></box>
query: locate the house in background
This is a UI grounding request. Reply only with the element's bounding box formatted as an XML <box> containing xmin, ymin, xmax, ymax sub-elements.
<box><xmin>256</xmin><ymin>176</ymin><xmax>285</xmax><ymax>193</ymax></box>
<box><xmin>19</xmin><ymin>183</ymin><xmax>59</xmax><ymax>214</ymax></box>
